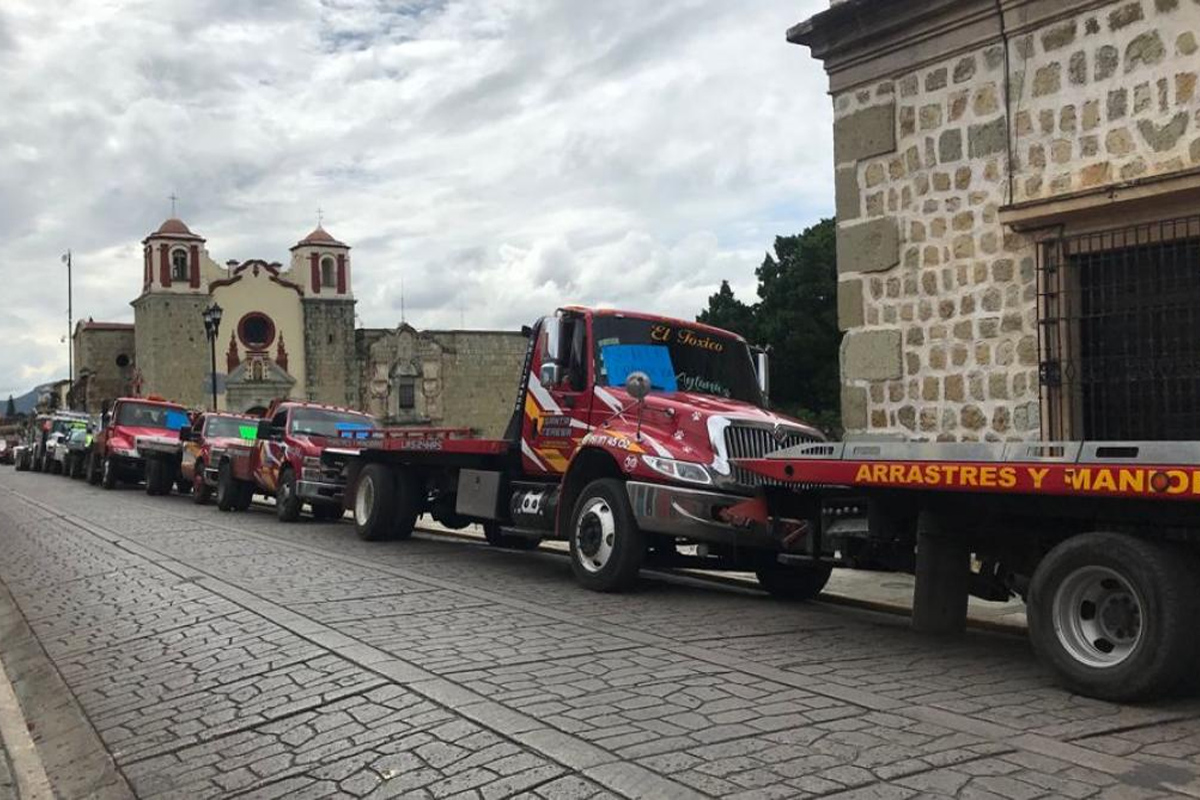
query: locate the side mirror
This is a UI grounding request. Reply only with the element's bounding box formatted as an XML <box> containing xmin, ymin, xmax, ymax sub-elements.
<box><xmin>256</xmin><ymin>419</ymin><xmax>273</xmax><ymax>440</ymax></box>
<box><xmin>539</xmin><ymin>362</ymin><xmax>564</xmax><ymax>388</ymax></box>
<box><xmin>542</xmin><ymin>316</ymin><xmax>564</xmax><ymax>364</ymax></box>
<box><xmin>625</xmin><ymin>371</ymin><xmax>651</xmax><ymax>402</ymax></box>
<box><xmin>178</xmin><ymin>425</ymin><xmax>192</xmax><ymax>442</ymax></box>
<box><xmin>754</xmin><ymin>350</ymin><xmax>770</xmax><ymax>400</ymax></box>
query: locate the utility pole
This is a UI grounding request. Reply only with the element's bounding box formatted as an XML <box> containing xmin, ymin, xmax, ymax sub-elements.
<box><xmin>61</xmin><ymin>250</ymin><xmax>72</xmax><ymax>408</ymax></box>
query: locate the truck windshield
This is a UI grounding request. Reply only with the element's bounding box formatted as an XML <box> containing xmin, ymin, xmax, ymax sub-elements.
<box><xmin>592</xmin><ymin>317</ymin><xmax>763</xmax><ymax>406</ymax></box>
<box><xmin>115</xmin><ymin>403</ymin><xmax>189</xmax><ymax>431</ymax></box>
<box><xmin>51</xmin><ymin>419</ymin><xmax>87</xmax><ymax>435</ymax></box>
<box><xmin>290</xmin><ymin>409</ymin><xmax>377</xmax><ymax>438</ymax></box>
<box><xmin>206</xmin><ymin>416</ymin><xmax>256</xmax><ymax>440</ymax></box>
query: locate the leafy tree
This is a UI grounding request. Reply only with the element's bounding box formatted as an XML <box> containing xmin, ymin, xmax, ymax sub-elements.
<box><xmin>698</xmin><ymin>218</ymin><xmax>841</xmax><ymax>435</ymax></box>
<box><xmin>3</xmin><ymin>395</ymin><xmax>13</xmax><ymax>418</ymax></box>
<box><xmin>698</xmin><ymin>281</ymin><xmax>756</xmax><ymax>340</ymax></box>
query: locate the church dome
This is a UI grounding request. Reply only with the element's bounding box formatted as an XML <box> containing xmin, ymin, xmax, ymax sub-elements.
<box><xmin>156</xmin><ymin>217</ymin><xmax>194</xmax><ymax>235</ymax></box>
<box><xmin>295</xmin><ymin>225</ymin><xmax>347</xmax><ymax>248</ymax></box>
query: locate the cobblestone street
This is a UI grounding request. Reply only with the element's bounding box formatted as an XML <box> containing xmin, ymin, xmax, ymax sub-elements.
<box><xmin>3</xmin><ymin>468</ymin><xmax>1200</xmax><ymax>799</ymax></box>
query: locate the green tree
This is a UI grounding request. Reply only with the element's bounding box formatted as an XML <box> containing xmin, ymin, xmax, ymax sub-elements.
<box><xmin>3</xmin><ymin>395</ymin><xmax>13</xmax><ymax>418</ymax></box>
<box><xmin>698</xmin><ymin>218</ymin><xmax>840</xmax><ymax>434</ymax></box>
<box><xmin>698</xmin><ymin>280</ymin><xmax>756</xmax><ymax>340</ymax></box>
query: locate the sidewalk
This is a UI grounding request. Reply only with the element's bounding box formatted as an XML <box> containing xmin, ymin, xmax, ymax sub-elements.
<box><xmin>0</xmin><ymin>738</ymin><xmax>14</xmax><ymax>800</ymax></box>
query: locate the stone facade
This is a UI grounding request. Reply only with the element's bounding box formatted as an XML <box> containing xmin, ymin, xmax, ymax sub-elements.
<box><xmin>303</xmin><ymin>299</ymin><xmax>358</xmax><ymax>408</ymax></box>
<box><xmin>71</xmin><ymin>322</ymin><xmax>136</xmax><ymax>413</ymax></box>
<box><xmin>794</xmin><ymin>0</ymin><xmax>1200</xmax><ymax>441</ymax></box>
<box><xmin>357</xmin><ymin>326</ymin><xmax>529</xmax><ymax>437</ymax></box>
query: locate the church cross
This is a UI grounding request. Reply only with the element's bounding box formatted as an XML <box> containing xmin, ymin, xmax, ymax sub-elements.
<box><xmin>169</xmin><ymin>192</ymin><xmax>178</xmax><ymax>216</ymax></box>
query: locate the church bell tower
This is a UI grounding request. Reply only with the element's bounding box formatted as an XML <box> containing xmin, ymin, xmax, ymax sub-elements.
<box><xmin>291</xmin><ymin>225</ymin><xmax>357</xmax><ymax>407</ymax></box>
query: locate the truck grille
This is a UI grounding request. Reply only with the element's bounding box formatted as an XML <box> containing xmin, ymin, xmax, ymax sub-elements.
<box><xmin>724</xmin><ymin>423</ymin><xmax>818</xmax><ymax>487</ymax></box>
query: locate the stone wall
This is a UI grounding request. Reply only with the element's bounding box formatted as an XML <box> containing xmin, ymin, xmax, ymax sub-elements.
<box><xmin>831</xmin><ymin>0</ymin><xmax>1200</xmax><ymax>441</ymax></box>
<box><xmin>72</xmin><ymin>326</ymin><xmax>136</xmax><ymax>412</ymax></box>
<box><xmin>358</xmin><ymin>327</ymin><xmax>528</xmax><ymax>437</ymax></box>
<box><xmin>131</xmin><ymin>294</ymin><xmax>213</xmax><ymax>409</ymax></box>
<box><xmin>302</xmin><ymin>298</ymin><xmax>358</xmax><ymax>409</ymax></box>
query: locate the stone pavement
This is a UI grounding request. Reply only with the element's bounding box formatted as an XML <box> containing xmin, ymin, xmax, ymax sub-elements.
<box><xmin>2</xmin><ymin>468</ymin><xmax>1200</xmax><ymax>799</ymax></box>
<box><xmin>0</xmin><ymin>740</ymin><xmax>14</xmax><ymax>800</ymax></box>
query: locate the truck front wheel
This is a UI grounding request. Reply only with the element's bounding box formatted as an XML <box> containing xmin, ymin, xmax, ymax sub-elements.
<box><xmin>277</xmin><ymin>468</ymin><xmax>302</xmax><ymax>522</ymax></box>
<box><xmin>755</xmin><ymin>559</ymin><xmax>833</xmax><ymax>601</ymax></box>
<box><xmin>1028</xmin><ymin>532</ymin><xmax>1200</xmax><ymax>701</ymax></box>
<box><xmin>101</xmin><ymin>455</ymin><xmax>118</xmax><ymax>490</ymax></box>
<box><xmin>192</xmin><ymin>461</ymin><xmax>212</xmax><ymax>505</ymax></box>
<box><xmin>568</xmin><ymin>479</ymin><xmax>644</xmax><ymax>592</ymax></box>
<box><xmin>216</xmin><ymin>462</ymin><xmax>241</xmax><ymax>511</ymax></box>
<box><xmin>145</xmin><ymin>458</ymin><xmax>163</xmax><ymax>495</ymax></box>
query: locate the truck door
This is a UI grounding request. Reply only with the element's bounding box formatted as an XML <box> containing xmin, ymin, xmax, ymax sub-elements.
<box><xmin>256</xmin><ymin>408</ymin><xmax>289</xmax><ymax>492</ymax></box>
<box><xmin>522</xmin><ymin>313</ymin><xmax>593</xmax><ymax>476</ymax></box>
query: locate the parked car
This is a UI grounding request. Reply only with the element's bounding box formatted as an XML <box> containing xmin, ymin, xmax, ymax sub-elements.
<box><xmin>179</xmin><ymin>412</ymin><xmax>258</xmax><ymax>505</ymax></box>
<box><xmin>0</xmin><ymin>439</ymin><xmax>13</xmax><ymax>465</ymax></box>
<box><xmin>43</xmin><ymin>414</ymin><xmax>90</xmax><ymax>475</ymax></box>
<box><xmin>63</xmin><ymin>426</ymin><xmax>94</xmax><ymax>479</ymax></box>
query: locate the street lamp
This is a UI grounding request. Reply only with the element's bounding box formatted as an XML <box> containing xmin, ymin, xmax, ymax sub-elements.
<box><xmin>201</xmin><ymin>303</ymin><xmax>224</xmax><ymax>411</ymax></box>
<box><xmin>62</xmin><ymin>250</ymin><xmax>72</xmax><ymax>408</ymax></box>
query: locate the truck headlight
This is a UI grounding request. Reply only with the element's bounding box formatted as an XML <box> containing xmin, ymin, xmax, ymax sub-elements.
<box><xmin>641</xmin><ymin>455</ymin><xmax>712</xmax><ymax>485</ymax></box>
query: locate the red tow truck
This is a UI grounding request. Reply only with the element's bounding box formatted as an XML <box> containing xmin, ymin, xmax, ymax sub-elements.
<box><xmin>179</xmin><ymin>412</ymin><xmax>259</xmax><ymax>505</ymax></box>
<box><xmin>324</xmin><ymin>307</ymin><xmax>828</xmax><ymax>594</ymax></box>
<box><xmin>213</xmin><ymin>400</ymin><xmax>378</xmax><ymax>520</ymax></box>
<box><xmin>735</xmin><ymin>440</ymin><xmax>1200</xmax><ymax>701</ymax></box>
<box><xmin>87</xmin><ymin>396</ymin><xmax>191</xmax><ymax>493</ymax></box>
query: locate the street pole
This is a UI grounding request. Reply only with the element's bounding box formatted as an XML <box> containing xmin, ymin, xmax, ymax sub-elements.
<box><xmin>202</xmin><ymin>303</ymin><xmax>223</xmax><ymax>412</ymax></box>
<box><xmin>210</xmin><ymin>328</ymin><xmax>218</xmax><ymax>411</ymax></box>
<box><xmin>62</xmin><ymin>251</ymin><xmax>72</xmax><ymax>408</ymax></box>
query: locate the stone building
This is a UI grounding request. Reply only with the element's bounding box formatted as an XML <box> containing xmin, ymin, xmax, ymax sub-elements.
<box><xmin>793</xmin><ymin>0</ymin><xmax>1200</xmax><ymax>442</ymax></box>
<box><xmin>357</xmin><ymin>326</ymin><xmax>528</xmax><ymax>437</ymax></box>
<box><xmin>71</xmin><ymin>321</ymin><xmax>135</xmax><ymax>412</ymax></box>
<box><xmin>73</xmin><ymin>216</ymin><xmax>528</xmax><ymax>433</ymax></box>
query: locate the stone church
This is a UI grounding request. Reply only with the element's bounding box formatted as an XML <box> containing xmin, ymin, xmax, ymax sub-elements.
<box><xmin>73</xmin><ymin>217</ymin><xmax>527</xmax><ymax>436</ymax></box>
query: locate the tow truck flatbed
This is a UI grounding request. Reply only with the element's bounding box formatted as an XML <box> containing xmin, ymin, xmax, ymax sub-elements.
<box><xmin>736</xmin><ymin>438</ymin><xmax>1200</xmax><ymax>703</ymax></box>
<box><xmin>737</xmin><ymin>440</ymin><xmax>1200</xmax><ymax>501</ymax></box>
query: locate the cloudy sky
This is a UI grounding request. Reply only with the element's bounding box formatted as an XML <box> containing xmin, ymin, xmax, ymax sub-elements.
<box><xmin>0</xmin><ymin>0</ymin><xmax>833</xmax><ymax>399</ymax></box>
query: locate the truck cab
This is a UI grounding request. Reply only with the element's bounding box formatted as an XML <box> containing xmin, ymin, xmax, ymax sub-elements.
<box><xmin>88</xmin><ymin>396</ymin><xmax>190</xmax><ymax>491</ymax></box>
<box><xmin>179</xmin><ymin>412</ymin><xmax>258</xmax><ymax>505</ymax></box>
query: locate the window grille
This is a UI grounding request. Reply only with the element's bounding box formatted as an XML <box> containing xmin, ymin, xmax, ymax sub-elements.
<box><xmin>1039</xmin><ymin>215</ymin><xmax>1200</xmax><ymax>440</ymax></box>
<box><xmin>396</xmin><ymin>377</ymin><xmax>416</xmax><ymax>410</ymax></box>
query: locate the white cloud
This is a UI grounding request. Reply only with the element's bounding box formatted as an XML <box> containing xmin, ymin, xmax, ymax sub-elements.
<box><xmin>0</xmin><ymin>0</ymin><xmax>832</xmax><ymax>398</ymax></box>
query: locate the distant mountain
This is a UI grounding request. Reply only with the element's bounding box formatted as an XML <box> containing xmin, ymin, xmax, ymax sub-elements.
<box><xmin>1</xmin><ymin>384</ymin><xmax>52</xmax><ymax>418</ymax></box>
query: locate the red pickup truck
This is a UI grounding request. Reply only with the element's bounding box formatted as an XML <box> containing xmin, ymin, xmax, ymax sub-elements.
<box><xmin>179</xmin><ymin>412</ymin><xmax>258</xmax><ymax>505</ymax></box>
<box><xmin>327</xmin><ymin>306</ymin><xmax>827</xmax><ymax>595</ymax></box>
<box><xmin>87</xmin><ymin>396</ymin><xmax>191</xmax><ymax>492</ymax></box>
<box><xmin>213</xmin><ymin>400</ymin><xmax>378</xmax><ymax>521</ymax></box>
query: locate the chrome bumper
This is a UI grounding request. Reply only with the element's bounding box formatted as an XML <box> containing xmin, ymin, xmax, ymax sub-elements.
<box><xmin>625</xmin><ymin>481</ymin><xmax>775</xmax><ymax>548</ymax></box>
<box><xmin>296</xmin><ymin>479</ymin><xmax>346</xmax><ymax>504</ymax></box>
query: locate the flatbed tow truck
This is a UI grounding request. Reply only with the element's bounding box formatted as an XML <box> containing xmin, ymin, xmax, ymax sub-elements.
<box><xmin>735</xmin><ymin>439</ymin><xmax>1200</xmax><ymax>701</ymax></box>
<box><xmin>327</xmin><ymin>306</ymin><xmax>829</xmax><ymax>595</ymax></box>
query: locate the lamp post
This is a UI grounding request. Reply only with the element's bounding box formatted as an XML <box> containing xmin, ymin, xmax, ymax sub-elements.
<box><xmin>201</xmin><ymin>303</ymin><xmax>224</xmax><ymax>411</ymax></box>
<box><xmin>62</xmin><ymin>250</ymin><xmax>72</xmax><ymax>408</ymax></box>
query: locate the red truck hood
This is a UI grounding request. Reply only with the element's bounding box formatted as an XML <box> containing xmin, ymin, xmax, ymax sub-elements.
<box><xmin>109</xmin><ymin>426</ymin><xmax>181</xmax><ymax>452</ymax></box>
<box><xmin>589</xmin><ymin>385</ymin><xmax>823</xmax><ymax>466</ymax></box>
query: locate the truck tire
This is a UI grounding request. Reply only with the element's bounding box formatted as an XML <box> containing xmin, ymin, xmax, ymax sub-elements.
<box><xmin>216</xmin><ymin>462</ymin><xmax>240</xmax><ymax>511</ymax></box>
<box><xmin>192</xmin><ymin>461</ymin><xmax>212</xmax><ymax>505</ymax></box>
<box><xmin>755</xmin><ymin>559</ymin><xmax>833</xmax><ymax>601</ymax></box>
<box><xmin>483</xmin><ymin>522</ymin><xmax>541</xmax><ymax>551</ymax></box>
<box><xmin>568</xmin><ymin>479</ymin><xmax>644</xmax><ymax>592</ymax></box>
<box><xmin>276</xmin><ymin>468</ymin><xmax>302</xmax><ymax>522</ymax></box>
<box><xmin>101</xmin><ymin>455</ymin><xmax>118</xmax><ymax>490</ymax></box>
<box><xmin>86</xmin><ymin>452</ymin><xmax>101</xmax><ymax>485</ymax></box>
<box><xmin>353</xmin><ymin>465</ymin><xmax>420</xmax><ymax>541</ymax></box>
<box><xmin>71</xmin><ymin>454</ymin><xmax>84</xmax><ymax>479</ymax></box>
<box><xmin>354</xmin><ymin>464</ymin><xmax>396</xmax><ymax>541</ymax></box>
<box><xmin>235</xmin><ymin>480</ymin><xmax>254</xmax><ymax>511</ymax></box>
<box><xmin>145</xmin><ymin>457</ymin><xmax>163</xmax><ymax>495</ymax></box>
<box><xmin>1028</xmin><ymin>532</ymin><xmax>1200</xmax><ymax>701</ymax></box>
